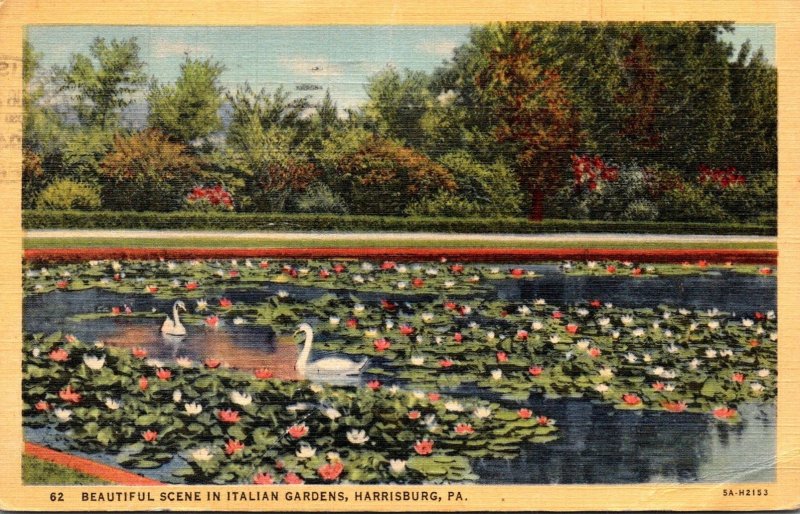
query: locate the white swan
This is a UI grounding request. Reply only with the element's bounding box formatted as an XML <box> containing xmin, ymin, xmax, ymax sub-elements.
<box><xmin>161</xmin><ymin>301</ymin><xmax>187</xmax><ymax>336</ymax></box>
<box><xmin>294</xmin><ymin>323</ymin><xmax>368</xmax><ymax>377</ymax></box>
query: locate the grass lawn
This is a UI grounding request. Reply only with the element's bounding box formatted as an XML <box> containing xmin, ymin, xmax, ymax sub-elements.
<box><xmin>22</xmin><ymin>455</ymin><xmax>109</xmax><ymax>485</ymax></box>
<box><xmin>23</xmin><ymin>237</ymin><xmax>776</xmax><ymax>251</ymax></box>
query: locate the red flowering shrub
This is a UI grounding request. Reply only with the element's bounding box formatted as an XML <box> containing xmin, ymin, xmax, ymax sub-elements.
<box><xmin>186</xmin><ymin>185</ymin><xmax>234</xmax><ymax>211</ymax></box>
<box><xmin>698</xmin><ymin>165</ymin><xmax>745</xmax><ymax>189</ymax></box>
<box><xmin>571</xmin><ymin>154</ymin><xmax>619</xmax><ymax>192</ymax></box>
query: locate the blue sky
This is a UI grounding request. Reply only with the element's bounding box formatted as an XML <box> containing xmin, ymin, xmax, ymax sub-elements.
<box><xmin>27</xmin><ymin>24</ymin><xmax>775</xmax><ymax>111</ymax></box>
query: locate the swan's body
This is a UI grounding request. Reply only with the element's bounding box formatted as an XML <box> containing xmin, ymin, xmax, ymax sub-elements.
<box><xmin>294</xmin><ymin>323</ymin><xmax>368</xmax><ymax>377</ymax></box>
<box><xmin>161</xmin><ymin>301</ymin><xmax>187</xmax><ymax>336</ymax></box>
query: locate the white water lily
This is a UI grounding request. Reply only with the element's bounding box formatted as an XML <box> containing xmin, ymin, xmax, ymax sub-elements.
<box><xmin>651</xmin><ymin>366</ymin><xmax>665</xmax><ymax>377</ymax></box>
<box><xmin>576</xmin><ymin>340</ymin><xmax>591</xmax><ymax>351</ymax></box>
<box><xmin>196</xmin><ymin>299</ymin><xmax>208</xmax><ymax>311</ymax></box>
<box><xmin>597</xmin><ymin>317</ymin><xmax>611</xmax><ymax>327</ymax></box>
<box><xmin>420</xmin><ymin>312</ymin><xmax>433</xmax><ymax>323</ymax></box>
<box><xmin>708</xmin><ymin>321</ymin><xmax>720</xmax><ymax>331</ymax></box>
<box><xmin>412</xmin><ymin>391</ymin><xmax>426</xmax><ymax>400</ymax></box>
<box><xmin>54</xmin><ymin>408</ymin><xmax>72</xmax><ymax>422</ymax></box>
<box><xmin>346</xmin><ymin>429</ymin><xmax>370</xmax><ymax>445</ymax></box>
<box><xmin>490</xmin><ymin>369</ymin><xmax>503</xmax><ymax>380</ymax></box>
<box><xmin>321</xmin><ymin>407</ymin><xmax>341</xmax><ymax>420</ymax></box>
<box><xmin>388</xmin><ymin>384</ymin><xmax>400</xmax><ymax>395</ymax></box>
<box><xmin>171</xmin><ymin>279</ymin><xmax>181</xmax><ymax>288</ymax></box>
<box><xmin>489</xmin><ymin>267</ymin><xmax>501</xmax><ymax>274</ymax></box>
<box><xmin>664</xmin><ymin>383</ymin><xmax>676</xmax><ymax>392</ymax></box>
<box><xmin>245</xmin><ymin>259</ymin><xmax>253</xmax><ymax>268</ymax></box>
<box><xmin>770</xmin><ymin>332</ymin><xmax>778</xmax><ymax>341</ymax></box>
<box><xmin>664</xmin><ymin>330</ymin><xmax>674</xmax><ymax>338</ymax></box>
<box><xmin>425</xmin><ymin>268</ymin><xmax>439</xmax><ymax>276</ymax></box>
<box><xmin>666</xmin><ymin>344</ymin><xmax>679</xmax><ymax>354</ymax></box>
<box><xmin>473</xmin><ymin>406</ymin><xmax>492</xmax><ymax>419</ymax></box>
<box><xmin>595</xmin><ymin>384</ymin><xmax>609</xmax><ymax>393</ymax></box>
<box><xmin>467</xmin><ymin>274</ymin><xmax>480</xmax><ymax>283</ymax></box>
<box><xmin>215</xmin><ymin>269</ymin><xmax>225</xmax><ymax>277</ymax></box>
<box><xmin>389</xmin><ymin>459</ymin><xmax>407</xmax><ymax>474</ymax></box>
<box><xmin>689</xmin><ymin>358</ymin><xmax>701</xmax><ymax>370</ymax></box>
<box><xmin>40</xmin><ymin>267</ymin><xmax>50</xmax><ymax>276</ymax></box>
<box><xmin>611</xmin><ymin>330</ymin><xmax>621</xmax><ymax>340</ymax></box>
<box><xmin>750</xmin><ymin>382</ymin><xmax>765</xmax><ymax>393</ymax></box>
<box><xmin>719</xmin><ymin>349</ymin><xmax>733</xmax><ymax>358</ymax></box>
<box><xmin>758</xmin><ymin>368</ymin><xmax>770</xmax><ymax>377</ymax></box>
<box><xmin>549</xmin><ymin>335</ymin><xmax>560</xmax><ymax>344</ymax></box>
<box><xmin>173</xmin><ymin>390</ymin><xmax>183</xmax><ymax>403</ymax></box>
<box><xmin>445</xmin><ymin>401</ymin><xmax>465</xmax><ymax>412</ymax></box>
<box><xmin>105</xmin><ymin>398</ymin><xmax>120</xmax><ymax>410</ymax></box>
<box><xmin>535</xmin><ymin>298</ymin><xmax>546</xmax><ymax>305</ymax></box>
<box><xmin>326</xmin><ymin>452</ymin><xmax>340</xmax><ymax>462</ymax></box>
<box><xmin>233</xmin><ymin>317</ymin><xmax>245</xmax><ymax>325</ymax></box>
<box><xmin>756</xmin><ymin>326</ymin><xmax>765</xmax><ymax>335</ymax></box>
<box><xmin>328</xmin><ymin>316</ymin><xmax>341</xmax><ymax>326</ymax></box>
<box><xmin>83</xmin><ymin>355</ymin><xmax>105</xmax><ymax>370</ymax></box>
<box><xmin>175</xmin><ymin>356</ymin><xmax>193</xmax><ymax>368</ymax></box>
<box><xmin>767</xmin><ymin>310</ymin><xmax>776</xmax><ymax>320</ymax></box>
<box><xmin>651</xmin><ymin>321</ymin><xmax>661</xmax><ymax>331</ymax></box>
<box><xmin>587</xmin><ymin>261</ymin><xmax>598</xmax><ymax>269</ymax></box>
<box><xmin>621</xmin><ymin>315</ymin><xmax>634</xmax><ymax>326</ymax></box>
<box><xmin>486</xmin><ymin>331</ymin><xmax>496</xmax><ymax>341</ymax></box>
<box><xmin>468</xmin><ymin>321</ymin><xmax>480</xmax><ymax>330</ymax></box>
<box><xmin>277</xmin><ymin>290</ymin><xmax>289</xmax><ymax>298</ymax></box>
<box><xmin>146</xmin><ymin>358</ymin><xmax>165</xmax><ymax>368</ymax></box>
<box><xmin>576</xmin><ymin>308</ymin><xmax>589</xmax><ymax>317</ymax></box>
<box><xmin>309</xmin><ymin>383</ymin><xmax>324</xmax><ymax>393</ymax></box>
<box><xmin>384</xmin><ymin>320</ymin><xmax>395</xmax><ymax>330</ymax></box>
<box><xmin>662</xmin><ymin>312</ymin><xmax>671</xmax><ymax>320</ymax></box>
<box><xmin>416</xmin><ymin>335</ymin><xmax>424</xmax><ymax>344</ymax></box>
<box><xmin>361</xmin><ymin>262</ymin><xmax>374</xmax><ymax>272</ymax></box>
<box><xmin>410</xmin><ymin>356</ymin><xmax>425</xmax><ymax>366</ymax></box>
<box><xmin>632</xmin><ymin>328</ymin><xmax>646</xmax><ymax>338</ymax></box>
<box><xmin>707</xmin><ymin>308</ymin><xmax>720</xmax><ymax>317</ymax></box>
<box><xmin>363</xmin><ymin>328</ymin><xmax>379</xmax><ymax>339</ymax></box>
<box><xmin>461</xmin><ymin>305</ymin><xmax>472</xmax><ymax>315</ymax></box>
<box><xmin>34</xmin><ymin>284</ymin><xmax>44</xmax><ymax>291</ymax></box>
<box><xmin>295</xmin><ymin>445</ymin><xmax>317</xmax><ymax>459</ymax></box>
<box><xmin>599</xmin><ymin>367</ymin><xmax>615</xmax><ymax>379</ymax></box>
<box><xmin>230</xmin><ymin>391</ymin><xmax>252</xmax><ymax>406</ymax></box>
<box><xmin>184</xmin><ymin>402</ymin><xmax>203</xmax><ymax>415</ymax></box>
<box><xmin>352</xmin><ymin>274</ymin><xmax>365</xmax><ymax>284</ymax></box>
<box><xmin>31</xmin><ymin>347</ymin><xmax>40</xmax><ymax>357</ymax></box>
<box><xmin>298</xmin><ymin>267</ymin><xmax>310</xmax><ymax>276</ymax></box>
<box><xmin>624</xmin><ymin>353</ymin><xmax>638</xmax><ymax>363</ymax></box>
<box><xmin>423</xmin><ymin>414</ymin><xmax>437</xmax><ymax>427</ymax></box>
<box><xmin>662</xmin><ymin>370</ymin><xmax>678</xmax><ymax>379</ymax></box>
<box><xmin>353</xmin><ymin>304</ymin><xmax>365</xmax><ymax>314</ymax></box>
<box><xmin>642</xmin><ymin>353</ymin><xmax>652</xmax><ymax>363</ymax></box>
<box><xmin>678</xmin><ymin>308</ymin><xmax>690</xmax><ymax>316</ymax></box>
<box><xmin>396</xmin><ymin>265</ymin><xmax>408</xmax><ymax>274</ymax></box>
<box><xmin>531</xmin><ymin>320</ymin><xmax>543</xmax><ymax>331</ymax></box>
<box><xmin>287</xmin><ymin>403</ymin><xmax>314</xmax><ymax>412</ymax></box>
<box><xmin>689</xmin><ymin>323</ymin><xmax>699</xmax><ymax>333</ymax></box>
<box><xmin>517</xmin><ymin>305</ymin><xmax>531</xmax><ymax>316</ymax></box>
<box><xmin>741</xmin><ymin>318</ymin><xmax>754</xmax><ymax>327</ymax></box>
<box><xmin>705</xmin><ymin>348</ymin><xmax>717</xmax><ymax>359</ymax></box>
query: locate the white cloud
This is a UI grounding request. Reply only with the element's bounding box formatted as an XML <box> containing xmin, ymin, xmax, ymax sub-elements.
<box><xmin>280</xmin><ymin>57</ymin><xmax>345</xmax><ymax>78</ymax></box>
<box><xmin>416</xmin><ymin>40</ymin><xmax>458</xmax><ymax>57</ymax></box>
<box><xmin>153</xmin><ymin>40</ymin><xmax>210</xmax><ymax>58</ymax></box>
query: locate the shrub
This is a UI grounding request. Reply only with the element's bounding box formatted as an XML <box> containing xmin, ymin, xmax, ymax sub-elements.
<box><xmin>185</xmin><ymin>185</ymin><xmax>234</xmax><ymax>212</ymax></box>
<box><xmin>294</xmin><ymin>184</ymin><xmax>348</xmax><ymax>214</ymax></box>
<box><xmin>657</xmin><ymin>183</ymin><xmax>732</xmax><ymax>223</ymax></box>
<box><xmin>36</xmin><ymin>179</ymin><xmax>101</xmax><ymax>211</ymax></box>
<box><xmin>714</xmin><ymin>171</ymin><xmax>777</xmax><ymax>222</ymax></box>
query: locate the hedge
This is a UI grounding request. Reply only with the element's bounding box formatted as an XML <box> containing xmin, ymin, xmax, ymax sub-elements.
<box><xmin>22</xmin><ymin>210</ymin><xmax>777</xmax><ymax>236</ymax></box>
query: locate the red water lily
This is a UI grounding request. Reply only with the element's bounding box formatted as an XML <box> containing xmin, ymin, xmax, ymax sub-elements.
<box><xmin>346</xmin><ymin>318</ymin><xmax>358</xmax><ymax>329</ymax></box>
<box><xmin>414</xmin><ymin>439</ymin><xmax>434</xmax><ymax>455</ymax></box>
<box><xmin>64</xmin><ymin>335</ymin><xmax>78</xmax><ymax>344</ymax></box>
<box><xmin>218</xmin><ymin>409</ymin><xmax>240</xmax><ymax>424</ymax></box>
<box><xmin>552</xmin><ymin>311</ymin><xmax>563</xmax><ymax>319</ymax></box>
<box><xmin>147</xmin><ymin>285</ymin><xmax>159</xmax><ymax>293</ymax></box>
<box><xmin>662</xmin><ymin>401</ymin><xmax>688</xmax><ymax>413</ymax></box>
<box><xmin>205</xmin><ymin>315</ymin><xmax>219</xmax><ymax>328</ymax></box>
<box><xmin>509</xmin><ymin>268</ymin><xmax>525</xmax><ymax>277</ymax></box>
<box><xmin>56</xmin><ymin>280</ymin><xmax>69</xmax><ymax>289</ymax></box>
<box><xmin>749</xmin><ymin>339</ymin><xmax>760</xmax><ymax>348</ymax></box>
<box><xmin>439</xmin><ymin>359</ymin><xmax>454</xmax><ymax>368</ymax></box>
<box><xmin>49</xmin><ymin>348</ymin><xmax>69</xmax><ymax>362</ymax></box>
<box><xmin>319</xmin><ymin>269</ymin><xmax>330</xmax><ymax>279</ymax></box>
<box><xmin>139</xmin><ymin>376</ymin><xmax>149</xmax><ymax>391</ymax></box>
<box><xmin>453</xmin><ymin>332</ymin><xmax>463</xmax><ymax>343</ymax></box>
<box><xmin>366</xmin><ymin>380</ymin><xmax>381</xmax><ymax>391</ymax></box>
<box><xmin>259</xmin><ymin>260</ymin><xmax>270</xmax><ymax>269</ymax></box>
<box><xmin>427</xmin><ymin>392</ymin><xmax>441</xmax><ymax>402</ymax></box>
<box><xmin>111</xmin><ymin>306</ymin><xmax>121</xmax><ymax>315</ymax></box>
<box><xmin>186</xmin><ymin>281</ymin><xmax>198</xmax><ymax>290</ymax></box>
<box><xmin>229</xmin><ymin>269</ymin><xmax>239</xmax><ymax>278</ymax></box>
<box><xmin>622</xmin><ymin>393</ymin><xmax>642</xmax><ymax>406</ymax></box>
<box><xmin>35</xmin><ymin>400</ymin><xmax>50</xmax><ymax>411</ymax></box>
<box><xmin>566</xmin><ymin>324</ymin><xmax>579</xmax><ymax>334</ymax></box>
<box><xmin>332</xmin><ymin>263</ymin><xmax>346</xmax><ymax>273</ymax></box>
<box><xmin>516</xmin><ymin>330</ymin><xmax>529</xmax><ymax>341</ymax></box>
<box><xmin>317</xmin><ymin>461</ymin><xmax>344</xmax><ymax>481</ymax></box>
<box><xmin>219</xmin><ymin>298</ymin><xmax>232</xmax><ymax>308</ymax></box>
<box><xmin>518</xmin><ymin>408</ymin><xmax>533</xmax><ymax>419</ymax></box>
<box><xmin>444</xmin><ymin>301</ymin><xmax>457</xmax><ymax>311</ymax></box>
<box><xmin>142</xmin><ymin>430</ymin><xmax>158</xmax><ymax>443</ymax></box>
<box><xmin>113</xmin><ymin>273</ymin><xmax>122</xmax><ymax>281</ymax></box>
<box><xmin>606</xmin><ymin>265</ymin><xmax>617</xmax><ymax>274</ymax></box>
<box><xmin>588</xmin><ymin>347</ymin><xmax>602</xmax><ymax>358</ymax></box>
<box><xmin>631</xmin><ymin>268</ymin><xmax>642</xmax><ymax>276</ymax></box>
<box><xmin>132</xmin><ymin>347</ymin><xmax>147</xmax><ymax>359</ymax></box>
<box><xmin>529</xmin><ymin>366</ymin><xmax>543</xmax><ymax>377</ymax></box>
<box><xmin>411</xmin><ymin>277</ymin><xmax>425</xmax><ymax>288</ymax></box>
<box><xmin>449</xmin><ymin>264</ymin><xmax>464</xmax><ymax>274</ymax></box>
<box><xmin>712</xmin><ymin>407</ymin><xmax>738</xmax><ymax>420</ymax></box>
<box><xmin>283</xmin><ymin>472</ymin><xmax>304</xmax><ymax>484</ymax></box>
<box><xmin>254</xmin><ymin>368</ymin><xmax>273</xmax><ymax>380</ymax></box>
<box><xmin>408</xmin><ymin>410</ymin><xmax>421</xmax><ymax>420</ymax></box>
<box><xmin>59</xmin><ymin>385</ymin><xmax>81</xmax><ymax>403</ymax></box>
<box><xmin>496</xmin><ymin>351</ymin><xmax>508</xmax><ymax>362</ymax></box>
<box><xmin>156</xmin><ymin>368</ymin><xmax>172</xmax><ymax>381</ymax></box>
<box><xmin>731</xmin><ymin>372</ymin><xmax>745</xmax><ymax>383</ymax></box>
<box><xmin>381</xmin><ymin>261</ymin><xmax>396</xmax><ymax>270</ymax></box>
<box><xmin>380</xmin><ymin>299</ymin><xmax>398</xmax><ymax>312</ymax></box>
<box><xmin>204</xmin><ymin>358</ymin><xmax>221</xmax><ymax>369</ymax></box>
<box><xmin>454</xmin><ymin>423</ymin><xmax>474</xmax><ymax>435</ymax></box>
<box><xmin>759</xmin><ymin>267</ymin><xmax>773</xmax><ymax>275</ymax></box>
<box><xmin>537</xmin><ymin>416</ymin><xmax>551</xmax><ymax>426</ymax></box>
<box><xmin>399</xmin><ymin>324</ymin><xmax>415</xmax><ymax>336</ymax></box>
<box><xmin>590</xmin><ymin>299</ymin><xmax>602</xmax><ymax>308</ymax></box>
<box><xmin>652</xmin><ymin>381</ymin><xmax>665</xmax><ymax>391</ymax></box>
<box><xmin>373</xmin><ymin>338</ymin><xmax>391</xmax><ymax>352</ymax></box>
<box><xmin>253</xmin><ymin>472</ymin><xmax>273</xmax><ymax>485</ymax></box>
<box><xmin>754</xmin><ymin>312</ymin><xmax>765</xmax><ymax>320</ymax></box>
<box><xmin>698</xmin><ymin>260</ymin><xmax>708</xmax><ymax>268</ymax></box>
<box><xmin>225</xmin><ymin>439</ymin><xmax>245</xmax><ymax>455</ymax></box>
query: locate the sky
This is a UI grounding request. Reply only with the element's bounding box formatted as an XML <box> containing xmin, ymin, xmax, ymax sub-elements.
<box><xmin>26</xmin><ymin>24</ymin><xmax>775</xmax><ymax>112</ymax></box>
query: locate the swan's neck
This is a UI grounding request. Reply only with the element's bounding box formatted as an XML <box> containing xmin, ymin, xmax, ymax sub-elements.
<box><xmin>172</xmin><ymin>304</ymin><xmax>182</xmax><ymax>326</ymax></box>
<box><xmin>295</xmin><ymin>330</ymin><xmax>312</xmax><ymax>372</ymax></box>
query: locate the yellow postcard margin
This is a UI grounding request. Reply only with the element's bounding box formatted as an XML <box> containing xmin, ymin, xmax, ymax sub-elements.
<box><xmin>0</xmin><ymin>0</ymin><xmax>798</xmax><ymax>511</ymax></box>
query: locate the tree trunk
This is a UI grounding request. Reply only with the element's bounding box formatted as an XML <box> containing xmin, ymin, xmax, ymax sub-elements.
<box><xmin>529</xmin><ymin>188</ymin><xmax>544</xmax><ymax>222</ymax></box>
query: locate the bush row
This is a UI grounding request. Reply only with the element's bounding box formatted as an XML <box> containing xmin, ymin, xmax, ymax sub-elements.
<box><xmin>22</xmin><ymin>210</ymin><xmax>777</xmax><ymax>236</ymax></box>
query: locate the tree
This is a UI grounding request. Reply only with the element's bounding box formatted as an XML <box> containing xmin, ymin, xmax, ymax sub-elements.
<box><xmin>148</xmin><ymin>57</ymin><xmax>226</xmax><ymax>146</ymax></box>
<box><xmin>334</xmin><ymin>136</ymin><xmax>456</xmax><ymax>215</ymax></box>
<box><xmin>98</xmin><ymin>129</ymin><xmax>202</xmax><ymax>211</ymax></box>
<box><xmin>55</xmin><ymin>37</ymin><xmax>147</xmax><ymax>129</ymax></box>
<box><xmin>474</xmin><ymin>24</ymin><xmax>584</xmax><ymax>221</ymax></box>
<box><xmin>364</xmin><ymin>67</ymin><xmax>434</xmax><ymax>149</ymax></box>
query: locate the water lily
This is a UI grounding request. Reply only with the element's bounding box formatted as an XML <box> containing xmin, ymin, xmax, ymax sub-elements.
<box><xmin>758</xmin><ymin>368</ymin><xmax>770</xmax><ymax>377</ymax></box>
<box><xmin>389</xmin><ymin>459</ymin><xmax>407</xmax><ymax>474</ymax></box>
<box><xmin>750</xmin><ymin>382</ymin><xmax>765</xmax><ymax>393</ymax></box>
<box><xmin>373</xmin><ymin>338</ymin><xmax>391</xmax><ymax>352</ymax></box>
<box><xmin>632</xmin><ymin>328</ymin><xmax>645</xmax><ymax>338</ymax></box>
<box><xmin>408</xmin><ymin>410</ymin><xmax>422</xmax><ymax>420</ymax></box>
<box><xmin>172</xmin><ymin>389</ymin><xmax>182</xmax><ymax>402</ymax></box>
<box><xmin>59</xmin><ymin>385</ymin><xmax>81</xmax><ymax>404</ymax></box>
<box><xmin>49</xmin><ymin>348</ymin><xmax>69</xmax><ymax>362</ymax></box>
<box><xmin>184</xmin><ymin>402</ymin><xmax>203</xmax><ymax>415</ymax></box>
<box><xmin>622</xmin><ymin>393</ymin><xmax>642</xmax><ymax>406</ymax></box>
<box><xmin>283</xmin><ymin>472</ymin><xmax>304</xmax><ymax>484</ymax></box>
<box><xmin>624</xmin><ymin>353</ymin><xmax>638</xmax><ymax>363</ymax></box>
<box><xmin>410</xmin><ymin>355</ymin><xmax>425</xmax><ymax>366</ymax></box>
<box><xmin>157</xmin><ymin>368</ymin><xmax>172</xmax><ymax>381</ymax></box>
<box><xmin>454</xmin><ymin>423</ymin><xmax>474</xmax><ymax>435</ymax></box>
<box><xmin>516</xmin><ymin>329</ymin><xmax>529</xmax><ymax>340</ymax></box>
<box><xmin>230</xmin><ymin>391</ymin><xmax>252</xmax><ymax>406</ymax></box>
<box><xmin>420</xmin><ymin>312</ymin><xmax>434</xmax><ymax>323</ymax></box>
<box><xmin>595</xmin><ymin>384</ymin><xmax>610</xmax><ymax>394</ymax></box>
<box><xmin>277</xmin><ymin>290</ymin><xmax>289</xmax><ymax>298</ymax></box>
<box><xmin>138</xmin><ymin>376</ymin><xmax>149</xmax><ymax>391</ymax></box>
<box><xmin>414</xmin><ymin>439</ymin><xmax>434</xmax><ymax>455</ymax></box>
<box><xmin>597</xmin><ymin>317</ymin><xmax>611</xmax><ymax>327</ymax></box>
<box><xmin>366</xmin><ymin>380</ymin><xmax>381</xmax><ymax>391</ymax></box>
<box><xmin>35</xmin><ymin>400</ymin><xmax>49</xmax><ymax>411</ymax></box>
<box><xmin>353</xmin><ymin>304</ymin><xmax>365</xmax><ymax>314</ymax></box>
<box><xmin>146</xmin><ymin>358</ymin><xmax>165</xmax><ymax>368</ymax></box>
<box><xmin>549</xmin><ymin>335</ymin><xmax>560</xmax><ymax>344</ymax></box>
<box><xmin>720</xmin><ymin>349</ymin><xmax>733</xmax><ymax>358</ymax></box>
<box><xmin>317</xmin><ymin>461</ymin><xmax>344</xmax><ymax>481</ymax></box>
<box><xmin>529</xmin><ymin>365</ymin><xmax>543</xmax><ymax>377</ymax></box>
<box><xmin>225</xmin><ymin>439</ymin><xmax>245</xmax><ymax>455</ymax></box>
<box><xmin>473</xmin><ymin>406</ymin><xmax>492</xmax><ymax>419</ymax></box>
<box><xmin>741</xmin><ymin>318</ymin><xmax>754</xmax><ymax>327</ymax></box>
<box><xmin>205</xmin><ymin>358</ymin><xmax>221</xmax><ymax>369</ymax></box>
<box><xmin>611</xmin><ymin>330</ymin><xmax>621</xmax><ymax>340</ymax></box>
<box><xmin>142</xmin><ymin>430</ymin><xmax>158</xmax><ymax>443</ymax></box>
<box><xmin>132</xmin><ymin>347</ymin><xmax>147</xmax><ymax>359</ymax></box>
<box><xmin>708</xmin><ymin>321</ymin><xmax>720</xmax><ymax>331</ymax></box>
<box><xmin>176</xmin><ymin>356</ymin><xmax>193</xmax><ymax>368</ymax></box>
<box><xmin>346</xmin><ymin>429</ymin><xmax>369</xmax><ymax>445</ymax></box>
<box><xmin>661</xmin><ymin>401</ymin><xmax>687</xmax><ymax>413</ymax></box>
<box><xmin>621</xmin><ymin>315</ymin><xmax>634</xmax><ymax>326</ymax></box>
<box><xmin>321</xmin><ymin>407</ymin><xmax>341</xmax><ymax>420</ymax></box>
<box><xmin>295</xmin><ymin>444</ymin><xmax>317</xmax><ymax>459</ymax></box>
<box><xmin>217</xmin><ymin>409</ymin><xmax>240</xmax><ymax>424</ymax></box>
<box><xmin>712</xmin><ymin>406</ymin><xmax>738</xmax><ymax>420</ymax></box>
<box><xmin>54</xmin><ymin>408</ymin><xmax>72</xmax><ymax>422</ymax></box>
<box><xmin>689</xmin><ymin>358</ymin><xmax>701</xmax><ymax>370</ymax></box>
<box><xmin>490</xmin><ymin>369</ymin><xmax>503</xmax><ymax>380</ymax></box>
<box><xmin>83</xmin><ymin>354</ymin><xmax>105</xmax><ymax>370</ymax></box>
<box><xmin>287</xmin><ymin>423</ymin><xmax>309</xmax><ymax>439</ymax></box>
<box><xmin>705</xmin><ymin>349</ymin><xmax>718</xmax><ymax>359</ymax></box>
<box><xmin>444</xmin><ymin>400</ymin><xmax>464</xmax><ymax>412</ymax></box>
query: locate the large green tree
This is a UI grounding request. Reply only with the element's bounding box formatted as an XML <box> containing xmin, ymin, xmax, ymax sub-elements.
<box><xmin>148</xmin><ymin>57</ymin><xmax>226</xmax><ymax>146</ymax></box>
<box><xmin>364</xmin><ymin>67</ymin><xmax>434</xmax><ymax>149</ymax></box>
<box><xmin>55</xmin><ymin>37</ymin><xmax>147</xmax><ymax>129</ymax></box>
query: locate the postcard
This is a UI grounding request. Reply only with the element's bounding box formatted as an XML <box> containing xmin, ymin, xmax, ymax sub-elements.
<box><xmin>0</xmin><ymin>0</ymin><xmax>799</xmax><ymax>511</ymax></box>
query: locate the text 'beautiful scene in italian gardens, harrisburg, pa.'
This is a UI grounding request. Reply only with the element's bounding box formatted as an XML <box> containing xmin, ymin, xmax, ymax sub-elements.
<box><xmin>20</xmin><ymin>23</ymin><xmax>777</xmax><ymax>487</ymax></box>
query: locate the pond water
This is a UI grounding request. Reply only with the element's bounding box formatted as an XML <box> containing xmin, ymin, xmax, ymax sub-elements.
<box><xmin>23</xmin><ymin>266</ymin><xmax>777</xmax><ymax>484</ymax></box>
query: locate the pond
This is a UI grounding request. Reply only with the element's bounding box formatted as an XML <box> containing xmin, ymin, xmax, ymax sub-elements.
<box><xmin>22</xmin><ymin>260</ymin><xmax>777</xmax><ymax>485</ymax></box>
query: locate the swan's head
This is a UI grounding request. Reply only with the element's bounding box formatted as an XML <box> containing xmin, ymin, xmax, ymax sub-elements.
<box><xmin>175</xmin><ymin>301</ymin><xmax>187</xmax><ymax>311</ymax></box>
<box><xmin>294</xmin><ymin>323</ymin><xmax>313</xmax><ymax>336</ymax></box>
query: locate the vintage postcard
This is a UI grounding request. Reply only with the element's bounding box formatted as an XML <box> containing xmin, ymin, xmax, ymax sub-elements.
<box><xmin>1</xmin><ymin>0</ymin><xmax>799</xmax><ymax>511</ymax></box>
